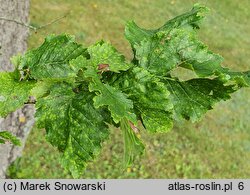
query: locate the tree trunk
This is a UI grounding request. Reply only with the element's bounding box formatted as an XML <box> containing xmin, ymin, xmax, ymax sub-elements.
<box><xmin>0</xmin><ymin>0</ymin><xmax>34</xmax><ymax>178</ymax></box>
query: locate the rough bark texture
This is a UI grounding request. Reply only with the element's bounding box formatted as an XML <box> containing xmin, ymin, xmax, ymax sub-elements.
<box><xmin>0</xmin><ymin>0</ymin><xmax>34</xmax><ymax>178</ymax></box>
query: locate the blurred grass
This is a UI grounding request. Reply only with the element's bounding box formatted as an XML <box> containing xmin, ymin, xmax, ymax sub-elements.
<box><xmin>8</xmin><ymin>0</ymin><xmax>250</xmax><ymax>178</ymax></box>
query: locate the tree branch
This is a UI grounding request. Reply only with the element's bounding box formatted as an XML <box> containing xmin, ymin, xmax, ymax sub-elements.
<box><xmin>0</xmin><ymin>13</ymin><xmax>68</xmax><ymax>32</ymax></box>
<box><xmin>0</xmin><ymin>16</ymin><xmax>36</xmax><ymax>30</ymax></box>
<box><xmin>36</xmin><ymin>14</ymin><xmax>68</xmax><ymax>30</ymax></box>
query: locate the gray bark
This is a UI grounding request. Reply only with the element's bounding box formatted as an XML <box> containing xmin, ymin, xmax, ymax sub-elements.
<box><xmin>0</xmin><ymin>0</ymin><xmax>34</xmax><ymax>178</ymax></box>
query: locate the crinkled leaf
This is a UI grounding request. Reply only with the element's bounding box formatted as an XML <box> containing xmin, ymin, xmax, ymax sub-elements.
<box><xmin>35</xmin><ymin>83</ymin><xmax>74</xmax><ymax>149</ymax></box>
<box><xmin>164</xmin><ymin>78</ymin><xmax>235</xmax><ymax>122</ymax></box>
<box><xmin>114</xmin><ymin>67</ymin><xmax>172</xmax><ymax>110</ymax></box>
<box><xmin>88</xmin><ymin>41</ymin><xmax>132</xmax><ymax>73</ymax></box>
<box><xmin>126</xmin><ymin>4</ymin><xmax>249</xmax><ymax>87</ymax></box>
<box><xmin>82</xmin><ymin>66</ymin><xmax>137</xmax><ymax>124</ymax></box>
<box><xmin>120</xmin><ymin>118</ymin><xmax>144</xmax><ymax>166</ymax></box>
<box><xmin>19</xmin><ymin>34</ymin><xmax>87</xmax><ymax>80</ymax></box>
<box><xmin>134</xmin><ymin>28</ymin><xmax>225</xmax><ymax>76</ymax></box>
<box><xmin>125</xmin><ymin>4</ymin><xmax>209</xmax><ymax>47</ymax></box>
<box><xmin>126</xmin><ymin>4</ymin><xmax>224</xmax><ymax>76</ymax></box>
<box><xmin>113</xmin><ymin>67</ymin><xmax>173</xmax><ymax>132</ymax></box>
<box><xmin>35</xmin><ymin>82</ymin><xmax>109</xmax><ymax>178</ymax></box>
<box><xmin>0</xmin><ymin>131</ymin><xmax>21</xmax><ymax>146</ymax></box>
<box><xmin>0</xmin><ymin>72</ymin><xmax>35</xmax><ymax>117</ymax></box>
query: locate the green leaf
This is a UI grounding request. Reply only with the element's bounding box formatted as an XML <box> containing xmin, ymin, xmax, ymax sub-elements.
<box><xmin>125</xmin><ymin>4</ymin><xmax>224</xmax><ymax>77</ymax></box>
<box><xmin>113</xmin><ymin>67</ymin><xmax>173</xmax><ymax>132</ymax></box>
<box><xmin>125</xmin><ymin>4</ymin><xmax>209</xmax><ymax>47</ymax></box>
<box><xmin>164</xmin><ymin>78</ymin><xmax>235</xmax><ymax>122</ymax></box>
<box><xmin>120</xmin><ymin>118</ymin><xmax>145</xmax><ymax>166</ymax></box>
<box><xmin>0</xmin><ymin>131</ymin><xmax>21</xmax><ymax>146</ymax></box>
<box><xmin>115</xmin><ymin>67</ymin><xmax>172</xmax><ymax>110</ymax></box>
<box><xmin>125</xmin><ymin>21</ymin><xmax>154</xmax><ymax>48</ymax></box>
<box><xmin>125</xmin><ymin>3</ymin><xmax>250</xmax><ymax>89</ymax></box>
<box><xmin>134</xmin><ymin>28</ymin><xmax>225</xmax><ymax>76</ymax></box>
<box><xmin>88</xmin><ymin>41</ymin><xmax>132</xmax><ymax>73</ymax></box>
<box><xmin>0</xmin><ymin>72</ymin><xmax>35</xmax><ymax>117</ymax></box>
<box><xmin>82</xmin><ymin>66</ymin><xmax>137</xmax><ymax>124</ymax></box>
<box><xmin>19</xmin><ymin>34</ymin><xmax>87</xmax><ymax>80</ymax></box>
<box><xmin>125</xmin><ymin>4</ymin><xmax>250</xmax><ymax>87</ymax></box>
<box><xmin>35</xmin><ymin>82</ymin><xmax>110</xmax><ymax>178</ymax></box>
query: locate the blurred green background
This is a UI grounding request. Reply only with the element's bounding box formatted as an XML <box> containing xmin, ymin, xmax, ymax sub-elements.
<box><xmin>8</xmin><ymin>0</ymin><xmax>250</xmax><ymax>178</ymax></box>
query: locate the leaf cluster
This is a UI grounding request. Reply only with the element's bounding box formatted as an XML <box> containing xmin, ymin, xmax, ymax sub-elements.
<box><xmin>0</xmin><ymin>4</ymin><xmax>249</xmax><ymax>178</ymax></box>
